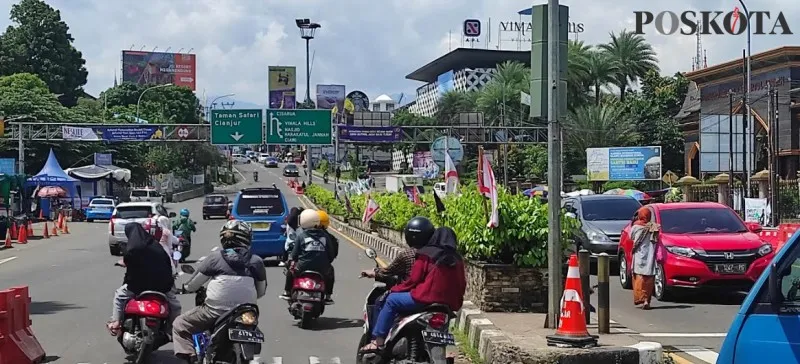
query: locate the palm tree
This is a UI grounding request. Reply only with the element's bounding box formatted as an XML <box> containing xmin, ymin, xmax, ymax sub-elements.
<box><xmin>585</xmin><ymin>50</ymin><xmax>619</xmax><ymax>105</ymax></box>
<box><xmin>476</xmin><ymin>61</ymin><xmax>529</xmax><ymax>126</ymax></box>
<box><xmin>598</xmin><ymin>30</ymin><xmax>659</xmax><ymax>101</ymax></box>
<box><xmin>567</xmin><ymin>40</ymin><xmax>591</xmax><ymax>109</ymax></box>
<box><xmin>436</xmin><ymin>91</ymin><xmax>478</xmax><ymax>125</ymax></box>
<box><xmin>564</xmin><ymin>102</ymin><xmax>640</xmax><ymax>156</ymax></box>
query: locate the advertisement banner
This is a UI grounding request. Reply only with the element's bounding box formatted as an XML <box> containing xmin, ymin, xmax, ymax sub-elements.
<box><xmin>268</xmin><ymin>66</ymin><xmax>296</xmax><ymax>109</ymax></box>
<box><xmin>100</xmin><ymin>126</ymin><xmax>162</xmax><ymax>141</ymax></box>
<box><xmin>316</xmin><ymin>84</ymin><xmax>346</xmax><ymax>110</ymax></box>
<box><xmin>94</xmin><ymin>153</ymin><xmax>112</xmax><ymax>166</ymax></box>
<box><xmin>0</xmin><ymin>158</ymin><xmax>15</xmax><ymax>175</ymax></box>
<box><xmin>586</xmin><ymin>146</ymin><xmax>662</xmax><ymax>181</ymax></box>
<box><xmin>412</xmin><ymin>151</ymin><xmax>439</xmax><ymax>179</ymax></box>
<box><xmin>345</xmin><ymin>91</ymin><xmax>370</xmax><ymax>112</ymax></box>
<box><xmin>122</xmin><ymin>51</ymin><xmax>196</xmax><ymax>90</ymax></box>
<box><xmin>62</xmin><ymin>126</ymin><xmax>100</xmax><ymax>141</ymax></box>
<box><xmin>338</xmin><ymin>125</ymin><xmax>401</xmax><ymax>142</ymax></box>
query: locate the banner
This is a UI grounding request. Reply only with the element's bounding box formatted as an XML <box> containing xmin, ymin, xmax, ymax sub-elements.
<box><xmin>62</xmin><ymin>126</ymin><xmax>100</xmax><ymax>141</ymax></box>
<box><xmin>338</xmin><ymin>125</ymin><xmax>401</xmax><ymax>142</ymax></box>
<box><xmin>122</xmin><ymin>51</ymin><xmax>196</xmax><ymax>90</ymax></box>
<box><xmin>345</xmin><ymin>91</ymin><xmax>370</xmax><ymax>112</ymax></box>
<box><xmin>412</xmin><ymin>151</ymin><xmax>439</xmax><ymax>179</ymax></box>
<box><xmin>100</xmin><ymin>126</ymin><xmax>162</xmax><ymax>141</ymax></box>
<box><xmin>268</xmin><ymin>66</ymin><xmax>296</xmax><ymax>109</ymax></box>
<box><xmin>0</xmin><ymin>158</ymin><xmax>15</xmax><ymax>175</ymax></box>
<box><xmin>94</xmin><ymin>153</ymin><xmax>112</xmax><ymax>166</ymax></box>
<box><xmin>316</xmin><ymin>84</ymin><xmax>346</xmax><ymax>110</ymax></box>
<box><xmin>586</xmin><ymin>146</ymin><xmax>662</xmax><ymax>181</ymax></box>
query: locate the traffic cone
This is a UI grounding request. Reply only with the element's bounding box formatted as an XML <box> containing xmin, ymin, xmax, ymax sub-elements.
<box><xmin>546</xmin><ymin>254</ymin><xmax>597</xmax><ymax>348</ymax></box>
<box><xmin>17</xmin><ymin>224</ymin><xmax>27</xmax><ymax>244</ymax></box>
<box><xmin>27</xmin><ymin>221</ymin><xmax>34</xmax><ymax>237</ymax></box>
<box><xmin>9</xmin><ymin>222</ymin><xmax>17</xmax><ymax>240</ymax></box>
<box><xmin>57</xmin><ymin>213</ymin><xmax>64</xmax><ymax>230</ymax></box>
<box><xmin>42</xmin><ymin>222</ymin><xmax>49</xmax><ymax>239</ymax></box>
<box><xmin>4</xmin><ymin>230</ymin><xmax>11</xmax><ymax>248</ymax></box>
<box><xmin>51</xmin><ymin>223</ymin><xmax>58</xmax><ymax>237</ymax></box>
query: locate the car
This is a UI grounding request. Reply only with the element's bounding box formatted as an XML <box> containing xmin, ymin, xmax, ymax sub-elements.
<box><xmin>257</xmin><ymin>153</ymin><xmax>271</xmax><ymax>163</ymax></box>
<box><xmin>85</xmin><ymin>197</ymin><xmax>116</xmax><ymax>222</ymax></box>
<box><xmin>263</xmin><ymin>157</ymin><xmax>279</xmax><ymax>168</ymax></box>
<box><xmin>618</xmin><ymin>202</ymin><xmax>774</xmax><ymax>301</ymax></box>
<box><xmin>108</xmin><ymin>202</ymin><xmax>174</xmax><ymax>256</ymax></box>
<box><xmin>283</xmin><ymin>164</ymin><xmax>300</xmax><ymax>177</ymax></box>
<box><xmin>129</xmin><ymin>187</ymin><xmax>164</xmax><ymax>204</ymax></box>
<box><xmin>563</xmin><ymin>195</ymin><xmax>642</xmax><ymax>259</ymax></box>
<box><xmin>202</xmin><ymin>194</ymin><xmax>230</xmax><ymax>219</ymax></box>
<box><xmin>231</xmin><ymin>153</ymin><xmax>250</xmax><ymax>164</ymax></box>
<box><xmin>230</xmin><ymin>187</ymin><xmax>288</xmax><ymax>259</ymax></box>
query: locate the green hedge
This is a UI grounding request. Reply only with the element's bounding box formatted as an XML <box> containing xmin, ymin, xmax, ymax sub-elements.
<box><xmin>304</xmin><ymin>184</ymin><xmax>577</xmax><ymax>268</ymax></box>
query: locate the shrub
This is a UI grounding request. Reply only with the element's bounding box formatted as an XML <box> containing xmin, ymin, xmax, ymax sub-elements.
<box><xmin>316</xmin><ymin>159</ymin><xmax>330</xmax><ymax>174</ymax></box>
<box><xmin>305</xmin><ymin>184</ymin><xmax>347</xmax><ymax>217</ymax></box>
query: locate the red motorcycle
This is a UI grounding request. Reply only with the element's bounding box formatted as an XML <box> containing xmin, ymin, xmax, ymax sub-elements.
<box><xmin>285</xmin><ymin>269</ymin><xmax>329</xmax><ymax>329</ymax></box>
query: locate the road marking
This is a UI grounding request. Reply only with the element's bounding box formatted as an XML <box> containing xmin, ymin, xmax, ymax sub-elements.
<box><xmin>309</xmin><ymin>357</ymin><xmax>320</xmax><ymax>364</ymax></box>
<box><xmin>270</xmin><ymin>357</ymin><xmax>282</xmax><ymax>364</ymax></box>
<box><xmin>211</xmin><ymin>246</ymin><xmax>219</xmax><ymax>252</ymax></box>
<box><xmin>0</xmin><ymin>256</ymin><xmax>18</xmax><ymax>265</ymax></box>
<box><xmin>638</xmin><ymin>332</ymin><xmax>727</xmax><ymax>338</ymax></box>
<box><xmin>673</xmin><ymin>346</ymin><xmax>719</xmax><ymax>363</ymax></box>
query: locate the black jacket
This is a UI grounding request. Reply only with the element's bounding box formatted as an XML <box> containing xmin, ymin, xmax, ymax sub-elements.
<box><xmin>123</xmin><ymin>224</ymin><xmax>174</xmax><ymax>295</ymax></box>
<box><xmin>291</xmin><ymin>228</ymin><xmax>333</xmax><ymax>273</ymax></box>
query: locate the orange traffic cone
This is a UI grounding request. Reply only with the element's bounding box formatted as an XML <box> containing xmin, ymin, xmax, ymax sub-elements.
<box><xmin>9</xmin><ymin>222</ymin><xmax>17</xmax><ymax>240</ymax></box>
<box><xmin>62</xmin><ymin>220</ymin><xmax>70</xmax><ymax>234</ymax></box>
<box><xmin>17</xmin><ymin>224</ymin><xmax>27</xmax><ymax>244</ymax></box>
<box><xmin>57</xmin><ymin>213</ymin><xmax>64</xmax><ymax>230</ymax></box>
<box><xmin>27</xmin><ymin>221</ymin><xmax>34</xmax><ymax>237</ymax></box>
<box><xmin>4</xmin><ymin>230</ymin><xmax>11</xmax><ymax>248</ymax></box>
<box><xmin>546</xmin><ymin>254</ymin><xmax>597</xmax><ymax>348</ymax></box>
<box><xmin>42</xmin><ymin>222</ymin><xmax>50</xmax><ymax>239</ymax></box>
<box><xmin>51</xmin><ymin>223</ymin><xmax>58</xmax><ymax>237</ymax></box>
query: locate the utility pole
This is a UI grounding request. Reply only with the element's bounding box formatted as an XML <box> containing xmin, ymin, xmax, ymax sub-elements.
<box><xmin>737</xmin><ymin>1</ymin><xmax>752</xmax><ymax>188</ymax></box>
<box><xmin>771</xmin><ymin>88</ymin><xmax>780</xmax><ymax>225</ymax></box>
<box><xmin>502</xmin><ymin>84</ymin><xmax>509</xmax><ymax>186</ymax></box>
<box><xmin>740</xmin><ymin>49</ymin><xmax>747</xmax><ymax>207</ymax></box>
<box><xmin>728</xmin><ymin>91</ymin><xmax>734</xmax><ymax>207</ymax></box>
<box><xmin>546</xmin><ymin>0</ymin><xmax>563</xmax><ymax>330</ymax></box>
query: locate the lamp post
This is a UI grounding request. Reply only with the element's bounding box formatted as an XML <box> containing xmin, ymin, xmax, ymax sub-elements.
<box><xmin>737</xmin><ymin>1</ymin><xmax>751</xmax><ymax>192</ymax></box>
<box><xmin>207</xmin><ymin>93</ymin><xmax>235</xmax><ymax>123</ymax></box>
<box><xmin>136</xmin><ymin>83</ymin><xmax>173</xmax><ymax>124</ymax></box>
<box><xmin>296</xmin><ymin>18</ymin><xmax>321</xmax><ymax>185</ymax></box>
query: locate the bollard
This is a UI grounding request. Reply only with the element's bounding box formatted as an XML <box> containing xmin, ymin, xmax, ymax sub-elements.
<box><xmin>597</xmin><ymin>253</ymin><xmax>610</xmax><ymax>334</ymax></box>
<box><xmin>578</xmin><ymin>249</ymin><xmax>591</xmax><ymax>325</ymax></box>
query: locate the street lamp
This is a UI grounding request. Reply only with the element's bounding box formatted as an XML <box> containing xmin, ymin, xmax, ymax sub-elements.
<box><xmin>207</xmin><ymin>93</ymin><xmax>235</xmax><ymax>122</ymax></box>
<box><xmin>296</xmin><ymin>18</ymin><xmax>321</xmax><ymax>105</ymax></box>
<box><xmin>736</xmin><ymin>1</ymin><xmax>751</xmax><ymax>192</ymax></box>
<box><xmin>136</xmin><ymin>83</ymin><xmax>173</xmax><ymax>124</ymax></box>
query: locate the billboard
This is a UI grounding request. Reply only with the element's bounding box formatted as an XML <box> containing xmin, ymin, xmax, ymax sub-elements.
<box><xmin>268</xmin><ymin>66</ymin><xmax>297</xmax><ymax>109</ymax></box>
<box><xmin>586</xmin><ymin>146</ymin><xmax>662</xmax><ymax>181</ymax></box>
<box><xmin>346</xmin><ymin>91</ymin><xmax>370</xmax><ymax>112</ymax></box>
<box><xmin>316</xmin><ymin>84</ymin><xmax>346</xmax><ymax>110</ymax></box>
<box><xmin>122</xmin><ymin>51</ymin><xmax>196</xmax><ymax>90</ymax></box>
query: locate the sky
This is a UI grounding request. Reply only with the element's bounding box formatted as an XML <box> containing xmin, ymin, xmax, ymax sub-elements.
<box><xmin>0</xmin><ymin>0</ymin><xmax>797</xmax><ymax>109</ymax></box>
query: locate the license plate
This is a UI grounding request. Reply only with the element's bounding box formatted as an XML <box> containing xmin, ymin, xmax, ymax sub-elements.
<box><xmin>421</xmin><ymin>330</ymin><xmax>455</xmax><ymax>345</ymax></box>
<box><xmin>251</xmin><ymin>222</ymin><xmax>271</xmax><ymax>230</ymax></box>
<box><xmin>228</xmin><ymin>328</ymin><xmax>264</xmax><ymax>343</ymax></box>
<box><xmin>714</xmin><ymin>263</ymin><xmax>747</xmax><ymax>274</ymax></box>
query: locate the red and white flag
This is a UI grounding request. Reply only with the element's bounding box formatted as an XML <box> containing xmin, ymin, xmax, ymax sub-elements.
<box><xmin>362</xmin><ymin>197</ymin><xmax>380</xmax><ymax>223</ymax></box>
<box><xmin>411</xmin><ymin>185</ymin><xmax>425</xmax><ymax>206</ymax></box>
<box><xmin>444</xmin><ymin>151</ymin><xmax>459</xmax><ymax>194</ymax></box>
<box><xmin>478</xmin><ymin>154</ymin><xmax>499</xmax><ymax>228</ymax></box>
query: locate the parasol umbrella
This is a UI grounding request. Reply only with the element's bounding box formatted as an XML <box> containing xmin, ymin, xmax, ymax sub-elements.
<box><xmin>37</xmin><ymin>186</ymin><xmax>68</xmax><ymax>198</ymax></box>
<box><xmin>603</xmin><ymin>188</ymin><xmax>651</xmax><ymax>201</ymax></box>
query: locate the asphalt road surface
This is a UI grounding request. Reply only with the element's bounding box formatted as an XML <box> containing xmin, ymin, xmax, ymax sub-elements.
<box><xmin>0</xmin><ymin>162</ymin><xmax>377</xmax><ymax>364</ymax></box>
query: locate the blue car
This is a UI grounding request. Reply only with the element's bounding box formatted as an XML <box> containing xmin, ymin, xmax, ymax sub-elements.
<box><xmin>85</xmin><ymin>197</ymin><xmax>116</xmax><ymax>222</ymax></box>
<box><xmin>230</xmin><ymin>187</ymin><xmax>288</xmax><ymax>259</ymax></box>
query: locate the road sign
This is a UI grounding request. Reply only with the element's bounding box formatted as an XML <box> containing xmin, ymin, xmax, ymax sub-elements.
<box><xmin>177</xmin><ymin>126</ymin><xmax>189</xmax><ymax>139</ymax></box>
<box><xmin>662</xmin><ymin>170</ymin><xmax>679</xmax><ymax>185</ymax></box>
<box><xmin>463</xmin><ymin>19</ymin><xmax>481</xmax><ymax>37</ymax></box>
<box><xmin>210</xmin><ymin>109</ymin><xmax>263</xmax><ymax>145</ymax></box>
<box><xmin>266</xmin><ymin>109</ymin><xmax>332</xmax><ymax>145</ymax></box>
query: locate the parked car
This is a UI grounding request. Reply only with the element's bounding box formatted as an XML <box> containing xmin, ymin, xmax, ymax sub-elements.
<box><xmin>263</xmin><ymin>157</ymin><xmax>279</xmax><ymax>168</ymax></box>
<box><xmin>129</xmin><ymin>187</ymin><xmax>164</xmax><ymax>205</ymax></box>
<box><xmin>202</xmin><ymin>194</ymin><xmax>229</xmax><ymax>220</ymax></box>
<box><xmin>85</xmin><ymin>197</ymin><xmax>116</xmax><ymax>222</ymax></box>
<box><xmin>618</xmin><ymin>202</ymin><xmax>774</xmax><ymax>301</ymax></box>
<box><xmin>231</xmin><ymin>154</ymin><xmax>250</xmax><ymax>164</ymax></box>
<box><xmin>563</xmin><ymin>195</ymin><xmax>642</xmax><ymax>259</ymax></box>
<box><xmin>108</xmin><ymin>202</ymin><xmax>174</xmax><ymax>256</ymax></box>
<box><xmin>283</xmin><ymin>164</ymin><xmax>300</xmax><ymax>177</ymax></box>
<box><xmin>230</xmin><ymin>187</ymin><xmax>288</xmax><ymax>259</ymax></box>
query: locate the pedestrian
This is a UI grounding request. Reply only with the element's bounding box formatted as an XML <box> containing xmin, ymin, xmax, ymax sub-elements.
<box><xmin>630</xmin><ymin>206</ymin><xmax>659</xmax><ymax>309</ymax></box>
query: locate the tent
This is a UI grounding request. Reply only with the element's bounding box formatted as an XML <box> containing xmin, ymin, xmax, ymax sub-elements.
<box><xmin>66</xmin><ymin>163</ymin><xmax>131</xmax><ymax>202</ymax></box>
<box><xmin>26</xmin><ymin>149</ymin><xmax>79</xmax><ymax>217</ymax></box>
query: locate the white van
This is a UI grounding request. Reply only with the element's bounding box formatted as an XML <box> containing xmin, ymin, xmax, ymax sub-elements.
<box><xmin>129</xmin><ymin>187</ymin><xmax>165</xmax><ymax>204</ymax></box>
<box><xmin>433</xmin><ymin>182</ymin><xmax>447</xmax><ymax>199</ymax></box>
<box><xmin>231</xmin><ymin>154</ymin><xmax>250</xmax><ymax>164</ymax></box>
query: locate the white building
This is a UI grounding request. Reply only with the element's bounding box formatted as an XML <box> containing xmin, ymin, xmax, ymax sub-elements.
<box><xmin>371</xmin><ymin>94</ymin><xmax>396</xmax><ymax>112</ymax></box>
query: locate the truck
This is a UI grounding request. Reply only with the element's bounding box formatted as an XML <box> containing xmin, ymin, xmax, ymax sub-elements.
<box><xmin>384</xmin><ymin>174</ymin><xmax>423</xmax><ymax>194</ymax></box>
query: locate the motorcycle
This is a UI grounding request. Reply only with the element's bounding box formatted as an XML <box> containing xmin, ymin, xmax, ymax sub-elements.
<box><xmin>173</xmin><ymin>230</ymin><xmax>191</xmax><ymax>262</ymax></box>
<box><xmin>253</xmin><ymin>172</ymin><xmax>259</xmax><ymax>182</ymax></box>
<box><xmin>283</xmin><ymin>265</ymin><xmax>330</xmax><ymax>329</ymax></box>
<box><xmin>178</xmin><ymin>265</ymin><xmax>264</xmax><ymax>363</ymax></box>
<box><xmin>323</xmin><ymin>174</ymin><xmax>329</xmax><ymax>184</ymax></box>
<box><xmin>358</xmin><ymin>248</ymin><xmax>455</xmax><ymax>364</ymax></box>
<box><xmin>112</xmin><ymin>251</ymin><xmax>182</xmax><ymax>364</ymax></box>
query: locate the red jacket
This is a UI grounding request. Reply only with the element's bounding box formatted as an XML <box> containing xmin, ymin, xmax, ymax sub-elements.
<box><xmin>391</xmin><ymin>254</ymin><xmax>466</xmax><ymax>312</ymax></box>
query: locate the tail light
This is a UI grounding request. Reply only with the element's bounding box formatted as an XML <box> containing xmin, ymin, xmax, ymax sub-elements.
<box><xmin>110</xmin><ymin>216</ymin><xmax>116</xmax><ymax>235</ymax></box>
<box><xmin>124</xmin><ymin>299</ymin><xmax>168</xmax><ymax>318</ymax></box>
<box><xmin>293</xmin><ymin>277</ymin><xmax>324</xmax><ymax>291</ymax></box>
<box><xmin>235</xmin><ymin>311</ymin><xmax>258</xmax><ymax>325</ymax></box>
<box><xmin>427</xmin><ymin>312</ymin><xmax>448</xmax><ymax>330</ymax></box>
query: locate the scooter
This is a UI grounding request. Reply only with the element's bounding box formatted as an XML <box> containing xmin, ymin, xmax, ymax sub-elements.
<box><xmin>283</xmin><ymin>265</ymin><xmax>330</xmax><ymax>329</ymax></box>
<box><xmin>178</xmin><ymin>265</ymin><xmax>264</xmax><ymax>363</ymax></box>
<box><xmin>173</xmin><ymin>230</ymin><xmax>191</xmax><ymax>262</ymax></box>
<box><xmin>358</xmin><ymin>248</ymin><xmax>456</xmax><ymax>364</ymax></box>
<box><xmin>253</xmin><ymin>172</ymin><xmax>259</xmax><ymax>182</ymax></box>
<box><xmin>323</xmin><ymin>174</ymin><xmax>329</xmax><ymax>184</ymax></box>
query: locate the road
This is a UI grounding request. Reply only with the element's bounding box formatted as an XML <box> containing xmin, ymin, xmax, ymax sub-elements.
<box><xmin>0</xmin><ymin>162</ymin><xmax>378</xmax><ymax>364</ymax></box>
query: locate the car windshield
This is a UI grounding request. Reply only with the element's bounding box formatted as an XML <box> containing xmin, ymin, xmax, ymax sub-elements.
<box><xmin>285</xmin><ymin>165</ymin><xmax>297</xmax><ymax>170</ymax></box>
<box><xmin>236</xmin><ymin>193</ymin><xmax>286</xmax><ymax>216</ymax></box>
<box><xmin>115</xmin><ymin>206</ymin><xmax>152</xmax><ymax>219</ymax></box>
<box><xmin>131</xmin><ymin>190</ymin><xmax>148</xmax><ymax>197</ymax></box>
<box><xmin>204</xmin><ymin>196</ymin><xmax>226</xmax><ymax>204</ymax></box>
<box><xmin>660</xmin><ymin>208</ymin><xmax>748</xmax><ymax>234</ymax></box>
<box><xmin>90</xmin><ymin>199</ymin><xmax>113</xmax><ymax>206</ymax></box>
<box><xmin>581</xmin><ymin>198</ymin><xmax>641</xmax><ymax>221</ymax></box>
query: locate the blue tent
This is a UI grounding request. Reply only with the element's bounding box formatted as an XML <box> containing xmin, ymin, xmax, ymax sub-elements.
<box><xmin>26</xmin><ymin>149</ymin><xmax>79</xmax><ymax>217</ymax></box>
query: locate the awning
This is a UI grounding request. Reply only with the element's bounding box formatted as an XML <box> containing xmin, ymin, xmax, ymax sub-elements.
<box><xmin>66</xmin><ymin>164</ymin><xmax>131</xmax><ymax>182</ymax></box>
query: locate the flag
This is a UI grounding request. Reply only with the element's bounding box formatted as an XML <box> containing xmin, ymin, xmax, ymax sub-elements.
<box><xmin>478</xmin><ymin>153</ymin><xmax>500</xmax><ymax>228</ymax></box>
<box><xmin>362</xmin><ymin>197</ymin><xmax>380</xmax><ymax>223</ymax></box>
<box><xmin>411</xmin><ymin>186</ymin><xmax>425</xmax><ymax>207</ymax></box>
<box><xmin>444</xmin><ymin>151</ymin><xmax>459</xmax><ymax>194</ymax></box>
<box><xmin>433</xmin><ymin>191</ymin><xmax>446</xmax><ymax>213</ymax></box>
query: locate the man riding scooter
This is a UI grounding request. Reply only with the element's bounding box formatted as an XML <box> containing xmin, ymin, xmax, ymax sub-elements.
<box><xmin>173</xmin><ymin>209</ymin><xmax>196</xmax><ymax>258</ymax></box>
<box><xmin>280</xmin><ymin>209</ymin><xmax>335</xmax><ymax>304</ymax></box>
<box><xmin>253</xmin><ymin>170</ymin><xmax>259</xmax><ymax>182</ymax></box>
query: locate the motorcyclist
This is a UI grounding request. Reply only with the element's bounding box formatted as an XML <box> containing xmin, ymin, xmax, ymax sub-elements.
<box><xmin>107</xmin><ymin>219</ymin><xmax>181</xmax><ymax>336</ymax></box>
<box><xmin>280</xmin><ymin>207</ymin><xmax>304</xmax><ymax>267</ymax></box>
<box><xmin>172</xmin><ymin>208</ymin><xmax>196</xmax><ymax>243</ymax></box>
<box><xmin>253</xmin><ymin>170</ymin><xmax>259</xmax><ymax>181</ymax></box>
<box><xmin>317</xmin><ymin>210</ymin><xmax>339</xmax><ymax>300</ymax></box>
<box><xmin>280</xmin><ymin>209</ymin><xmax>334</xmax><ymax>303</ymax></box>
<box><xmin>172</xmin><ymin>219</ymin><xmax>267</xmax><ymax>363</ymax></box>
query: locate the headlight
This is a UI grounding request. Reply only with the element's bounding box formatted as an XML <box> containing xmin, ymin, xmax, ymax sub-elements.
<box><xmin>588</xmin><ymin>231</ymin><xmax>612</xmax><ymax>243</ymax></box>
<box><xmin>758</xmin><ymin>244</ymin><xmax>773</xmax><ymax>256</ymax></box>
<box><xmin>236</xmin><ymin>311</ymin><xmax>258</xmax><ymax>325</ymax></box>
<box><xmin>665</xmin><ymin>246</ymin><xmax>699</xmax><ymax>258</ymax></box>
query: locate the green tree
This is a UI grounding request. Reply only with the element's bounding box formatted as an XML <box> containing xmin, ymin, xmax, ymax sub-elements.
<box><xmin>506</xmin><ymin>144</ymin><xmax>548</xmax><ymax>180</ymax></box>
<box><xmin>564</xmin><ymin>102</ymin><xmax>640</xmax><ymax>159</ymax></box>
<box><xmin>0</xmin><ymin>73</ymin><xmax>66</xmax><ymax>121</ymax></box>
<box><xmin>436</xmin><ymin>91</ymin><xmax>478</xmax><ymax>125</ymax></box>
<box><xmin>598</xmin><ymin>30</ymin><xmax>658</xmax><ymax>101</ymax></box>
<box><xmin>566</xmin><ymin>40</ymin><xmax>591</xmax><ymax>109</ymax></box>
<box><xmin>476</xmin><ymin>61</ymin><xmax>530</xmax><ymax>125</ymax></box>
<box><xmin>586</xmin><ymin>50</ymin><xmax>619</xmax><ymax>105</ymax></box>
<box><xmin>0</xmin><ymin>0</ymin><xmax>88</xmax><ymax>106</ymax></box>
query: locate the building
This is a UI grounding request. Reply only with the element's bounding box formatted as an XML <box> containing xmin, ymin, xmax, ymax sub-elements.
<box><xmin>371</xmin><ymin>94</ymin><xmax>396</xmax><ymax>112</ymax></box>
<box><xmin>405</xmin><ymin>48</ymin><xmax>529</xmax><ymax>117</ymax></box>
<box><xmin>676</xmin><ymin>46</ymin><xmax>800</xmax><ymax>179</ymax></box>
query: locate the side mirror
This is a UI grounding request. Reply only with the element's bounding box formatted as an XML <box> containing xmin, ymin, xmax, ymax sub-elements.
<box><xmin>169</xmin><ymin>212</ymin><xmax>177</xmax><ymax>218</ymax></box>
<box><xmin>745</xmin><ymin>221</ymin><xmax>763</xmax><ymax>233</ymax></box>
<box><xmin>365</xmin><ymin>248</ymin><xmax>377</xmax><ymax>260</ymax></box>
<box><xmin>172</xmin><ymin>251</ymin><xmax>182</xmax><ymax>261</ymax></box>
<box><xmin>181</xmin><ymin>264</ymin><xmax>196</xmax><ymax>274</ymax></box>
<box><xmin>768</xmin><ymin>263</ymin><xmax>783</xmax><ymax>308</ymax></box>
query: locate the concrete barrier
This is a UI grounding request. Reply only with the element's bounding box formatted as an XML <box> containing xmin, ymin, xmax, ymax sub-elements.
<box><xmin>172</xmin><ymin>187</ymin><xmax>206</xmax><ymax>202</ymax></box>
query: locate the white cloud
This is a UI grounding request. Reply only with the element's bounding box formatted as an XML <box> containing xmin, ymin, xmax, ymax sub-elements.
<box><xmin>0</xmin><ymin>0</ymin><xmax>796</xmax><ymax>105</ymax></box>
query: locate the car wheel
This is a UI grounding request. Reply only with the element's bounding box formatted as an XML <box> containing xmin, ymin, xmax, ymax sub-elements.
<box><xmin>654</xmin><ymin>263</ymin><xmax>674</xmax><ymax>302</ymax></box>
<box><xmin>87</xmin><ymin>218</ymin><xmax>94</xmax><ymax>223</ymax></box>
<box><xmin>619</xmin><ymin>253</ymin><xmax>632</xmax><ymax>290</ymax></box>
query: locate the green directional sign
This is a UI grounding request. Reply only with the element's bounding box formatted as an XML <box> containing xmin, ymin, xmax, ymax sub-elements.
<box><xmin>266</xmin><ymin>109</ymin><xmax>332</xmax><ymax>145</ymax></box>
<box><xmin>210</xmin><ymin>109</ymin><xmax>263</xmax><ymax>145</ymax></box>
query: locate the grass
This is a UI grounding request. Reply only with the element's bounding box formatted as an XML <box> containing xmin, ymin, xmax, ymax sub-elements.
<box><xmin>452</xmin><ymin>328</ymin><xmax>484</xmax><ymax>364</ymax></box>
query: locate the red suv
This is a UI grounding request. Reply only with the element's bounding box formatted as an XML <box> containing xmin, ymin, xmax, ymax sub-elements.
<box><xmin>618</xmin><ymin>202</ymin><xmax>774</xmax><ymax>301</ymax></box>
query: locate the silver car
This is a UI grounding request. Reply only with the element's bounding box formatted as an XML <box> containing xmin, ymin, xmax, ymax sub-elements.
<box><xmin>108</xmin><ymin>202</ymin><xmax>173</xmax><ymax>256</ymax></box>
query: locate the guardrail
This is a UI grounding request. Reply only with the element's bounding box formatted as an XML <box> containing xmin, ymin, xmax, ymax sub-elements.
<box><xmin>172</xmin><ymin>187</ymin><xmax>206</xmax><ymax>202</ymax></box>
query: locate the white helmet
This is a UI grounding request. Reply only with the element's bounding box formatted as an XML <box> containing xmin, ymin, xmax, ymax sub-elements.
<box><xmin>299</xmin><ymin>209</ymin><xmax>321</xmax><ymax>229</ymax></box>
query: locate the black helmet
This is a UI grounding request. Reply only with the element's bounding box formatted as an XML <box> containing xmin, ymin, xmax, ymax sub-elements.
<box><xmin>404</xmin><ymin>216</ymin><xmax>435</xmax><ymax>249</ymax></box>
<box><xmin>220</xmin><ymin>219</ymin><xmax>253</xmax><ymax>249</ymax></box>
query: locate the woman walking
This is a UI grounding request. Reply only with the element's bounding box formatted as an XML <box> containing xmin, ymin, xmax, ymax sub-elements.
<box><xmin>631</xmin><ymin>206</ymin><xmax>659</xmax><ymax>309</ymax></box>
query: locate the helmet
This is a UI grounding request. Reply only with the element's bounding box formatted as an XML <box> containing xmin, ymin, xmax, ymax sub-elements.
<box><xmin>219</xmin><ymin>220</ymin><xmax>252</xmax><ymax>249</ymax></box>
<box><xmin>140</xmin><ymin>217</ymin><xmax>163</xmax><ymax>241</ymax></box>
<box><xmin>404</xmin><ymin>216</ymin><xmax>435</xmax><ymax>249</ymax></box>
<box><xmin>180</xmin><ymin>208</ymin><xmax>190</xmax><ymax>217</ymax></box>
<box><xmin>318</xmin><ymin>210</ymin><xmax>330</xmax><ymax>229</ymax></box>
<box><xmin>299</xmin><ymin>209</ymin><xmax>321</xmax><ymax>229</ymax></box>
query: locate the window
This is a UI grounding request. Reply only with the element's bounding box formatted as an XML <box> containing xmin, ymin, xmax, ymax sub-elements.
<box><xmin>156</xmin><ymin>205</ymin><xmax>168</xmax><ymax>216</ymax></box>
<box><xmin>90</xmin><ymin>199</ymin><xmax>113</xmax><ymax>206</ymax></box>
<box><xmin>115</xmin><ymin>206</ymin><xmax>152</xmax><ymax>219</ymax></box>
<box><xmin>581</xmin><ymin>198</ymin><xmax>641</xmax><ymax>221</ymax></box>
<box><xmin>205</xmin><ymin>196</ymin><xmax>227</xmax><ymax>204</ymax></box>
<box><xmin>236</xmin><ymin>193</ymin><xmax>285</xmax><ymax>216</ymax></box>
<box><xmin>150</xmin><ymin>191</ymin><xmax>162</xmax><ymax>197</ymax></box>
<box><xmin>131</xmin><ymin>190</ymin><xmax>148</xmax><ymax>197</ymax></box>
<box><xmin>659</xmin><ymin>208</ymin><xmax>747</xmax><ymax>234</ymax></box>
<box><xmin>699</xmin><ymin>114</ymin><xmax>754</xmax><ymax>173</ymax></box>
<box><xmin>385</xmin><ymin>103</ymin><xmax>395</xmax><ymax>111</ymax></box>
<box><xmin>372</xmin><ymin>103</ymin><xmax>380</xmax><ymax>110</ymax></box>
